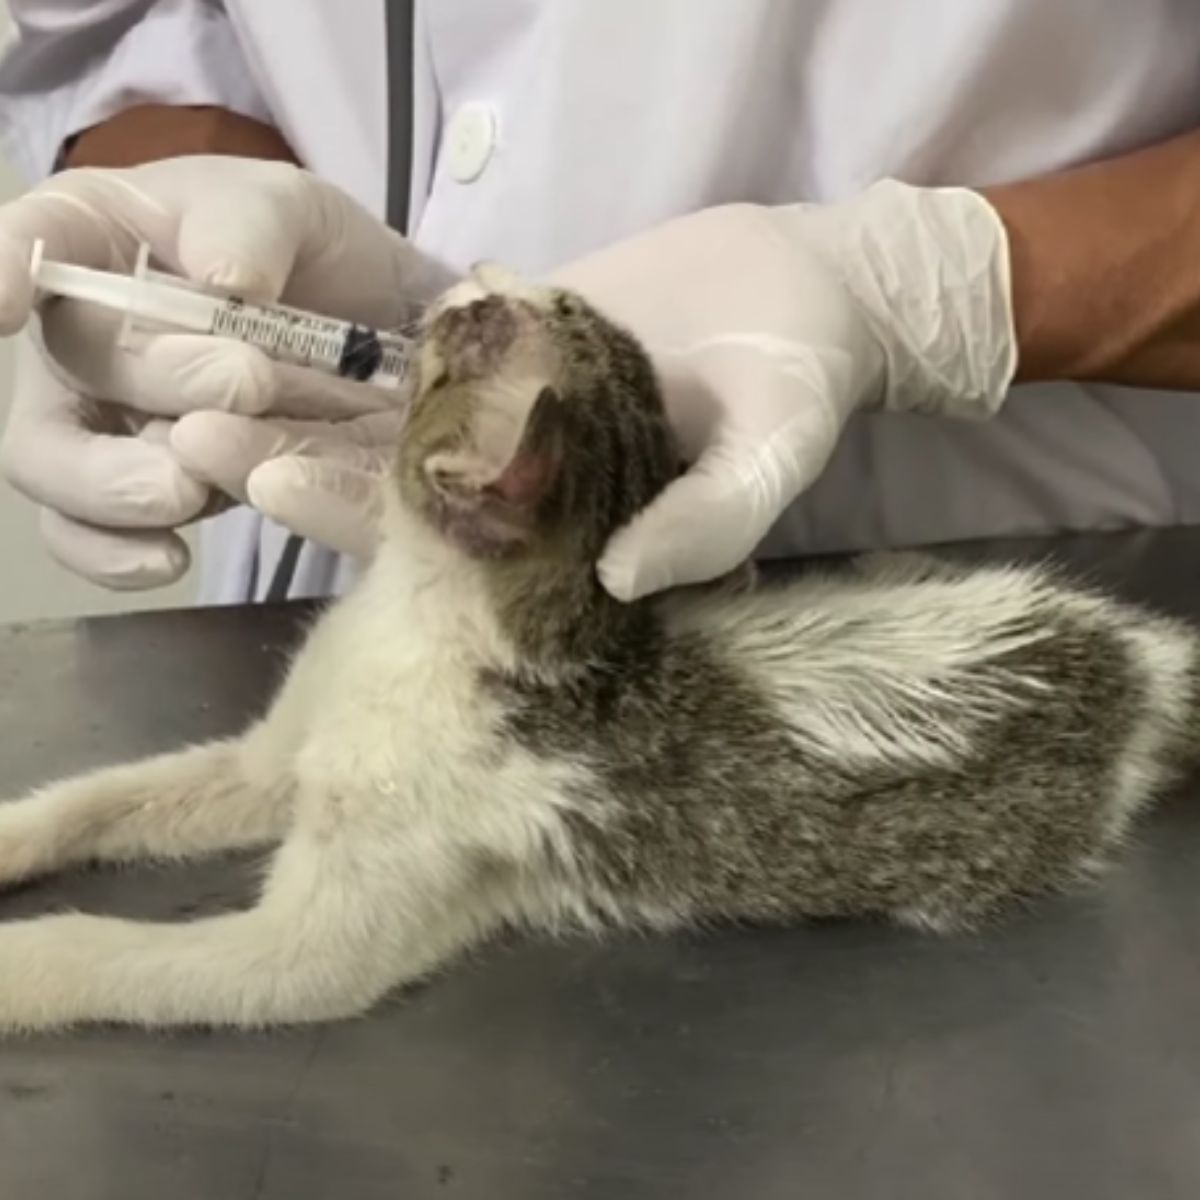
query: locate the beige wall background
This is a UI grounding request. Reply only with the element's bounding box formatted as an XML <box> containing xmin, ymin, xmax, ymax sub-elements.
<box><xmin>0</xmin><ymin>4</ymin><xmax>199</xmax><ymax>624</ymax></box>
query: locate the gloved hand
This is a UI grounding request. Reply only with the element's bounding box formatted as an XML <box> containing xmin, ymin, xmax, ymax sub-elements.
<box><xmin>171</xmin><ymin>405</ymin><xmax>404</xmax><ymax>563</ymax></box>
<box><xmin>126</xmin><ymin>176</ymin><xmax>1015</xmax><ymax>598</ymax></box>
<box><xmin>0</xmin><ymin>155</ymin><xmax>453</xmax><ymax>588</ymax></box>
<box><xmin>549</xmin><ymin>180</ymin><xmax>1017</xmax><ymax>600</ymax></box>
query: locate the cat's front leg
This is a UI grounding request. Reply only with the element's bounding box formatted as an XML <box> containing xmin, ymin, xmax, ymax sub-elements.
<box><xmin>0</xmin><ymin>796</ymin><xmax>512</xmax><ymax>1032</ymax></box>
<box><xmin>0</xmin><ymin>736</ymin><xmax>293</xmax><ymax>890</ymax></box>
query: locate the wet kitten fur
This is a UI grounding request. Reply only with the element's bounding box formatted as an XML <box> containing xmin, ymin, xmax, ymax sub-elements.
<box><xmin>0</xmin><ymin>264</ymin><xmax>1196</xmax><ymax>1031</ymax></box>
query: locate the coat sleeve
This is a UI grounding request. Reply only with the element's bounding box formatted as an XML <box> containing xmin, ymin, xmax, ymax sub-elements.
<box><xmin>0</xmin><ymin>0</ymin><xmax>274</xmax><ymax>180</ymax></box>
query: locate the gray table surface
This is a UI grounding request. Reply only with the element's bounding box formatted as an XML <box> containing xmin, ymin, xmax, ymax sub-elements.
<box><xmin>2</xmin><ymin>528</ymin><xmax>1200</xmax><ymax>1199</ymax></box>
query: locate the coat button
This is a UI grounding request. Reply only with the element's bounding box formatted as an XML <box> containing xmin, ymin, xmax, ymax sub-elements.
<box><xmin>445</xmin><ymin>102</ymin><xmax>497</xmax><ymax>183</ymax></box>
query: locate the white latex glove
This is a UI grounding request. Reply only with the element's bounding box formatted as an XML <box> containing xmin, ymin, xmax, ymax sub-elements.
<box><xmin>170</xmin><ymin>178</ymin><xmax>1015</xmax><ymax>596</ymax></box>
<box><xmin>550</xmin><ymin>180</ymin><xmax>1016</xmax><ymax>600</ymax></box>
<box><xmin>171</xmin><ymin>406</ymin><xmax>405</xmax><ymax>563</ymax></box>
<box><xmin>0</xmin><ymin>155</ymin><xmax>453</xmax><ymax>589</ymax></box>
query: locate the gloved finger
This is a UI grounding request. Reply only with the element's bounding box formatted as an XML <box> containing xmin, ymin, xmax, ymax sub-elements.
<box><xmin>0</xmin><ymin>162</ymin><xmax>326</xmax><ymax>334</ymax></box>
<box><xmin>152</xmin><ymin>156</ymin><xmax>458</xmax><ymax>322</ymax></box>
<box><xmin>117</xmin><ymin>334</ymin><xmax>396</xmax><ymax>421</ymax></box>
<box><xmin>2</xmin><ymin>341</ymin><xmax>212</xmax><ymax>529</ymax></box>
<box><xmin>39</xmin><ymin>508</ymin><xmax>192</xmax><ymax>591</ymax></box>
<box><xmin>597</xmin><ymin>392</ymin><xmax>842</xmax><ymax>603</ymax></box>
<box><xmin>600</xmin><ymin>342</ymin><xmax>856</xmax><ymax>598</ymax></box>
<box><xmin>171</xmin><ymin>160</ymin><xmax>438</xmax><ymax>312</ymax></box>
<box><xmin>42</xmin><ymin>298</ymin><xmax>276</xmax><ymax>416</ymax></box>
<box><xmin>3</xmin><ymin>413</ymin><xmax>212</xmax><ymax>529</ymax></box>
<box><xmin>5</xmin><ymin>159</ymin><xmax>339</xmax><ymax>304</ymax></box>
<box><xmin>175</xmin><ymin>162</ymin><xmax>311</xmax><ymax>300</ymax></box>
<box><xmin>136</xmin><ymin>419</ymin><xmax>236</xmax><ymax>521</ymax></box>
<box><xmin>266</xmin><ymin>361</ymin><xmax>397</xmax><ymax>420</ymax></box>
<box><xmin>247</xmin><ymin>456</ymin><xmax>382</xmax><ymax>560</ymax></box>
<box><xmin>170</xmin><ymin>409</ymin><xmax>400</xmax><ymax>503</ymax></box>
<box><xmin>276</xmin><ymin>180</ymin><xmax>460</xmax><ymax>324</ymax></box>
<box><xmin>0</xmin><ymin>235</ymin><xmax>37</xmax><ymax>334</ymax></box>
<box><xmin>597</xmin><ymin>464</ymin><xmax>776</xmax><ymax>602</ymax></box>
<box><xmin>0</xmin><ymin>181</ymin><xmax>139</xmax><ymax>333</ymax></box>
<box><xmin>43</xmin><ymin>298</ymin><xmax>393</xmax><ymax>420</ymax></box>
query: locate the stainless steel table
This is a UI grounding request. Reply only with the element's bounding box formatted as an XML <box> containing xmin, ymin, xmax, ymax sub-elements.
<box><xmin>2</xmin><ymin>529</ymin><xmax>1200</xmax><ymax>1199</ymax></box>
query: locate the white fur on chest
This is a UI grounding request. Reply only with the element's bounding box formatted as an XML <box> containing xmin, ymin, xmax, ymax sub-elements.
<box><xmin>281</xmin><ymin>522</ymin><xmax>511</xmax><ymax>785</ymax></box>
<box><xmin>262</xmin><ymin>512</ymin><xmax>591</xmax><ymax>870</ymax></box>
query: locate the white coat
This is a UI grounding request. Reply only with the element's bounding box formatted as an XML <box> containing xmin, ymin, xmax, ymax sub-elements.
<box><xmin>3</xmin><ymin>0</ymin><xmax>1200</xmax><ymax>603</ymax></box>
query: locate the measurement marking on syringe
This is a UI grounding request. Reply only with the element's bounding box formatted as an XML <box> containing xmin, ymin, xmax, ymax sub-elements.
<box><xmin>211</xmin><ymin>306</ymin><xmax>345</xmax><ymax>367</ymax></box>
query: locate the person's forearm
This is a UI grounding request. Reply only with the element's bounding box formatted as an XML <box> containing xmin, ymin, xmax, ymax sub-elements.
<box><xmin>983</xmin><ymin>127</ymin><xmax>1200</xmax><ymax>389</ymax></box>
<box><xmin>62</xmin><ymin>104</ymin><xmax>298</xmax><ymax>169</ymax></box>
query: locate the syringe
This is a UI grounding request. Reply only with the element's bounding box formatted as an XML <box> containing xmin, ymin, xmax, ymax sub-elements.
<box><xmin>28</xmin><ymin>240</ymin><xmax>417</xmax><ymax>391</ymax></box>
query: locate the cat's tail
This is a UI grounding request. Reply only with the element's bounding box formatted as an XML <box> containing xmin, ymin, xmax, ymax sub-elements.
<box><xmin>1123</xmin><ymin>609</ymin><xmax>1200</xmax><ymax>787</ymax></box>
<box><xmin>1177</xmin><ymin>633</ymin><xmax>1200</xmax><ymax>772</ymax></box>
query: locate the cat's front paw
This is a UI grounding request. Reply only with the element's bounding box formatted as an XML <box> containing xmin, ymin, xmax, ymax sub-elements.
<box><xmin>0</xmin><ymin>803</ymin><xmax>53</xmax><ymax>892</ymax></box>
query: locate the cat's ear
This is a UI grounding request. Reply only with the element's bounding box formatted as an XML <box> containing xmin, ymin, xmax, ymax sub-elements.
<box><xmin>424</xmin><ymin>386</ymin><xmax>567</xmax><ymax>553</ymax></box>
<box><xmin>487</xmin><ymin>384</ymin><xmax>566</xmax><ymax>505</ymax></box>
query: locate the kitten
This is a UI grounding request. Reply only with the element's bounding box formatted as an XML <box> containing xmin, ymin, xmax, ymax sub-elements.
<box><xmin>0</xmin><ymin>264</ymin><xmax>1195</xmax><ymax>1032</ymax></box>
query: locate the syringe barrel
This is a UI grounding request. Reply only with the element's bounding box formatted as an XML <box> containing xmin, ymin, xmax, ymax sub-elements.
<box><xmin>30</xmin><ymin>244</ymin><xmax>416</xmax><ymax>392</ymax></box>
<box><xmin>207</xmin><ymin>298</ymin><xmax>412</xmax><ymax>387</ymax></box>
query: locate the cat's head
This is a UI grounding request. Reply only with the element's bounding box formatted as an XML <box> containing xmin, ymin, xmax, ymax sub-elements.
<box><xmin>394</xmin><ymin>264</ymin><xmax>679</xmax><ymax>566</ymax></box>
